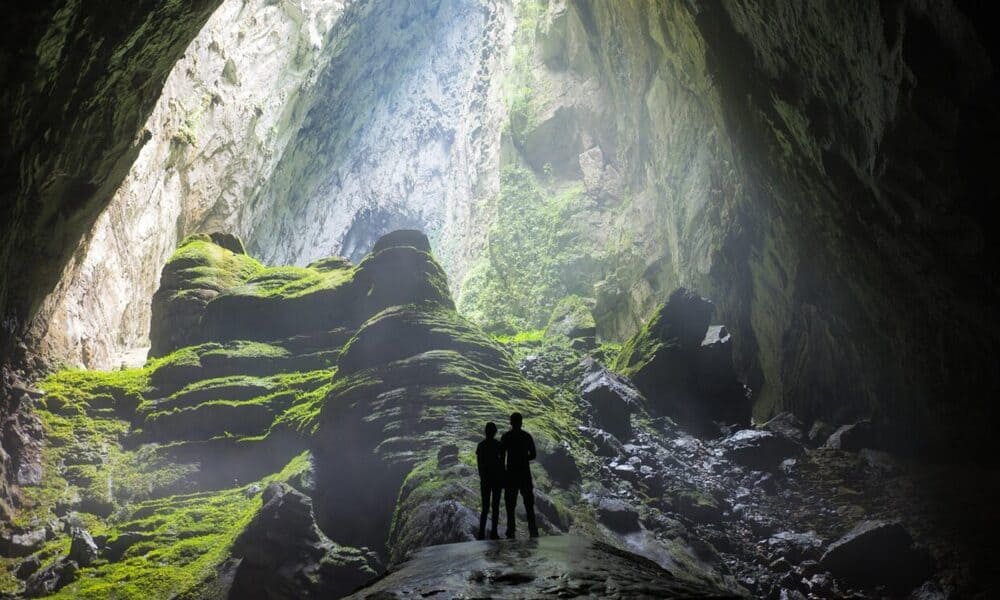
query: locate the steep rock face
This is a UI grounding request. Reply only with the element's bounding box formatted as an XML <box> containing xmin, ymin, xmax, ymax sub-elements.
<box><xmin>691</xmin><ymin>0</ymin><xmax>1000</xmax><ymax>443</ymax></box>
<box><xmin>245</xmin><ymin>0</ymin><xmax>513</xmax><ymax>272</ymax></box>
<box><xmin>0</xmin><ymin>0</ymin><xmax>223</xmax><ymax>357</ymax></box>
<box><xmin>28</xmin><ymin>0</ymin><xmax>348</xmax><ymax>369</ymax></box>
<box><xmin>461</xmin><ymin>0</ymin><xmax>1000</xmax><ymax>451</ymax></box>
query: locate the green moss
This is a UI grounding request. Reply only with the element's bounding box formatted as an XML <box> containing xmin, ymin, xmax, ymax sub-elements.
<box><xmin>226</xmin><ymin>264</ymin><xmax>355</xmax><ymax>300</ymax></box>
<box><xmin>164</xmin><ymin>238</ymin><xmax>263</xmax><ymax>295</ymax></box>
<box><xmin>457</xmin><ymin>167</ymin><xmax>604</xmax><ymax>332</ymax></box>
<box><xmin>612</xmin><ymin>302</ymin><xmax>671</xmax><ymax>379</ymax></box>
<box><xmin>492</xmin><ymin>329</ymin><xmax>545</xmax><ymax>345</ymax></box>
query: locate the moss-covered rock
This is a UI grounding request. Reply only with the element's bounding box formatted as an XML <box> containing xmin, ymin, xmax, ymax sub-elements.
<box><xmin>544</xmin><ymin>295</ymin><xmax>597</xmax><ymax>347</ymax></box>
<box><xmin>614</xmin><ymin>288</ymin><xmax>748</xmax><ymax>432</ymax></box>
<box><xmin>149</xmin><ymin>235</ymin><xmax>264</xmax><ymax>357</ymax></box>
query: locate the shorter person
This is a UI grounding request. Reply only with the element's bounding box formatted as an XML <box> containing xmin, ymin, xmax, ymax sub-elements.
<box><xmin>475</xmin><ymin>421</ymin><xmax>504</xmax><ymax>540</ymax></box>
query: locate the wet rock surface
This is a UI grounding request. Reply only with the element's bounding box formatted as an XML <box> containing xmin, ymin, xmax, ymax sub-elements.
<box><xmin>347</xmin><ymin>535</ymin><xmax>737</xmax><ymax>599</ymax></box>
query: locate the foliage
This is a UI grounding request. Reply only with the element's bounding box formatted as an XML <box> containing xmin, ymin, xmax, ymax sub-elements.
<box><xmin>457</xmin><ymin>167</ymin><xmax>599</xmax><ymax>332</ymax></box>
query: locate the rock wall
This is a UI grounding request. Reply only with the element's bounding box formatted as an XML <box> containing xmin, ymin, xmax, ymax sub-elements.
<box><xmin>0</xmin><ymin>0</ymin><xmax>223</xmax><ymax>358</ymax></box>
<box><xmin>28</xmin><ymin>0</ymin><xmax>348</xmax><ymax>369</ymax></box>
<box><xmin>464</xmin><ymin>0</ymin><xmax>1000</xmax><ymax>450</ymax></box>
<box><xmin>243</xmin><ymin>0</ymin><xmax>513</xmax><ymax>274</ymax></box>
<box><xmin>8</xmin><ymin>0</ymin><xmax>999</xmax><ymax>452</ymax></box>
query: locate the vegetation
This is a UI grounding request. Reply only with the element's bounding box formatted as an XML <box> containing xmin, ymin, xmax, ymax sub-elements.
<box><xmin>457</xmin><ymin>167</ymin><xmax>599</xmax><ymax>332</ymax></box>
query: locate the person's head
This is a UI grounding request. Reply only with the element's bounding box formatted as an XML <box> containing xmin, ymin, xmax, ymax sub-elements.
<box><xmin>484</xmin><ymin>422</ymin><xmax>497</xmax><ymax>439</ymax></box>
<box><xmin>509</xmin><ymin>412</ymin><xmax>523</xmax><ymax>430</ymax></box>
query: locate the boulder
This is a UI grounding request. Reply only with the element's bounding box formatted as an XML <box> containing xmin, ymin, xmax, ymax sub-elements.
<box><xmin>761</xmin><ymin>412</ymin><xmax>806</xmax><ymax>444</ymax></box>
<box><xmin>824</xmin><ymin>420</ymin><xmax>886</xmax><ymax>452</ymax></box>
<box><xmin>579</xmin><ymin>362</ymin><xmax>642</xmax><ymax>440</ymax></box>
<box><xmin>229</xmin><ymin>483</ymin><xmax>380</xmax><ymax>599</ymax></box>
<box><xmin>15</xmin><ymin>555</ymin><xmax>41</xmax><ymax>579</ymax></box>
<box><xmin>593</xmin><ymin>496</ymin><xmax>640</xmax><ymax>533</ymax></box>
<box><xmin>613</xmin><ymin>288</ymin><xmax>749</xmax><ymax>431</ymax></box>
<box><xmin>693</xmin><ymin>326</ymin><xmax>749</xmax><ymax>423</ymax></box>
<box><xmin>819</xmin><ymin>520</ymin><xmax>932</xmax><ymax>593</ymax></box>
<box><xmin>807</xmin><ymin>421</ymin><xmax>834</xmax><ymax>446</ymax></box>
<box><xmin>0</xmin><ymin>528</ymin><xmax>46</xmax><ymax>557</ymax></box>
<box><xmin>670</xmin><ymin>488</ymin><xmax>723</xmax><ymax>524</ymax></box>
<box><xmin>544</xmin><ymin>296</ymin><xmax>597</xmax><ymax>346</ymax></box>
<box><xmin>578</xmin><ymin>426</ymin><xmax>624</xmax><ymax>458</ymax></box>
<box><xmin>767</xmin><ymin>530</ymin><xmax>824</xmax><ymax>562</ymax></box>
<box><xmin>24</xmin><ymin>559</ymin><xmax>78</xmax><ymax>598</ymax></box>
<box><xmin>68</xmin><ymin>528</ymin><xmax>98</xmax><ymax>567</ymax></box>
<box><xmin>538</xmin><ymin>442</ymin><xmax>581</xmax><ymax>488</ymax></box>
<box><xmin>389</xmin><ymin>498</ymin><xmax>480</xmax><ymax>551</ymax></box>
<box><xmin>721</xmin><ymin>429</ymin><xmax>803</xmax><ymax>470</ymax></box>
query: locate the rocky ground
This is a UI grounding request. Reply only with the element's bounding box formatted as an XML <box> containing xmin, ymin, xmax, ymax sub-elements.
<box><xmin>0</xmin><ymin>230</ymin><xmax>995</xmax><ymax>599</ymax></box>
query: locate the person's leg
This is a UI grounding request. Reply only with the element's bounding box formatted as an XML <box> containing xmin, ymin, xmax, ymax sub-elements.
<box><xmin>504</xmin><ymin>485</ymin><xmax>517</xmax><ymax>539</ymax></box>
<box><xmin>522</xmin><ymin>479</ymin><xmax>538</xmax><ymax>538</ymax></box>
<box><xmin>479</xmin><ymin>481</ymin><xmax>489</xmax><ymax>540</ymax></box>
<box><xmin>490</xmin><ymin>484</ymin><xmax>502</xmax><ymax>538</ymax></box>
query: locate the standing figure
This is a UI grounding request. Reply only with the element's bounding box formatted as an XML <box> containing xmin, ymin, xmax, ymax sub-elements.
<box><xmin>475</xmin><ymin>421</ymin><xmax>504</xmax><ymax>540</ymax></box>
<box><xmin>501</xmin><ymin>412</ymin><xmax>538</xmax><ymax>538</ymax></box>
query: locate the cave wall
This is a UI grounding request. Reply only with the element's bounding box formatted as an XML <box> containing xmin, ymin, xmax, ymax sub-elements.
<box><xmin>692</xmin><ymin>0</ymin><xmax>999</xmax><ymax>442</ymax></box>
<box><xmin>28</xmin><ymin>0</ymin><xmax>348</xmax><ymax>369</ymax></box>
<box><xmin>243</xmin><ymin>0</ymin><xmax>513</xmax><ymax>275</ymax></box>
<box><xmin>457</xmin><ymin>0</ymin><xmax>999</xmax><ymax>447</ymax></box>
<box><xmin>3</xmin><ymin>0</ymin><xmax>997</xmax><ymax>456</ymax></box>
<box><xmin>0</xmin><ymin>0</ymin><xmax>223</xmax><ymax>359</ymax></box>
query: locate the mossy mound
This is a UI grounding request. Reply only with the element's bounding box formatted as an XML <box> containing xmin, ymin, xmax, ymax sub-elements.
<box><xmin>149</xmin><ymin>235</ymin><xmax>264</xmax><ymax>357</ymax></box>
<box><xmin>149</xmin><ymin>230</ymin><xmax>452</xmax><ymax>356</ymax></box>
<box><xmin>313</xmin><ymin>302</ymin><xmax>587</xmax><ymax>562</ymax></box>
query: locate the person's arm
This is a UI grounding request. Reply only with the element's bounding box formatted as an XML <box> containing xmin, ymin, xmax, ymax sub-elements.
<box><xmin>499</xmin><ymin>435</ymin><xmax>508</xmax><ymax>469</ymax></box>
<box><xmin>476</xmin><ymin>443</ymin><xmax>485</xmax><ymax>478</ymax></box>
<box><xmin>527</xmin><ymin>433</ymin><xmax>536</xmax><ymax>462</ymax></box>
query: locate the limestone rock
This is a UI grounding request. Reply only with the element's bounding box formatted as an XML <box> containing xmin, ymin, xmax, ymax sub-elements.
<box><xmin>761</xmin><ymin>412</ymin><xmax>806</xmax><ymax>444</ymax></box>
<box><xmin>230</xmin><ymin>482</ymin><xmax>380</xmax><ymax>599</ymax></box>
<box><xmin>579</xmin><ymin>361</ymin><xmax>642</xmax><ymax>440</ymax></box>
<box><xmin>593</xmin><ymin>496</ymin><xmax>640</xmax><ymax>533</ymax></box>
<box><xmin>0</xmin><ymin>528</ymin><xmax>46</xmax><ymax>557</ymax></box>
<box><xmin>819</xmin><ymin>520</ymin><xmax>932</xmax><ymax>593</ymax></box>
<box><xmin>370</xmin><ymin>229</ymin><xmax>433</xmax><ymax>255</ymax></box>
<box><xmin>614</xmin><ymin>288</ymin><xmax>749</xmax><ymax>431</ymax></box>
<box><xmin>767</xmin><ymin>531</ymin><xmax>824</xmax><ymax>563</ymax></box>
<box><xmin>346</xmin><ymin>536</ymin><xmax>735</xmax><ymax>598</ymax></box>
<box><xmin>823</xmin><ymin>420</ymin><xmax>888</xmax><ymax>452</ymax></box>
<box><xmin>544</xmin><ymin>296</ymin><xmax>597</xmax><ymax>346</ymax></box>
<box><xmin>721</xmin><ymin>429</ymin><xmax>803</xmax><ymax>471</ymax></box>
<box><xmin>68</xmin><ymin>528</ymin><xmax>99</xmax><ymax>567</ymax></box>
<box><xmin>538</xmin><ymin>442</ymin><xmax>581</xmax><ymax>488</ymax></box>
<box><xmin>15</xmin><ymin>554</ymin><xmax>41</xmax><ymax>579</ymax></box>
<box><xmin>24</xmin><ymin>559</ymin><xmax>78</xmax><ymax>598</ymax></box>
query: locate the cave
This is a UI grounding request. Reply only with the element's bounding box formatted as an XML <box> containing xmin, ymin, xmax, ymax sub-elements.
<box><xmin>1</xmin><ymin>0</ymin><xmax>998</xmax><ymax>598</ymax></box>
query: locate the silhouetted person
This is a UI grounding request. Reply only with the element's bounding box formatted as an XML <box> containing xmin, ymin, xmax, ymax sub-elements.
<box><xmin>501</xmin><ymin>412</ymin><xmax>538</xmax><ymax>538</ymax></box>
<box><xmin>476</xmin><ymin>422</ymin><xmax>504</xmax><ymax>540</ymax></box>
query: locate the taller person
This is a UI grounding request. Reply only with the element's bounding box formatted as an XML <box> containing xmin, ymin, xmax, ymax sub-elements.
<box><xmin>500</xmin><ymin>412</ymin><xmax>538</xmax><ymax>538</ymax></box>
